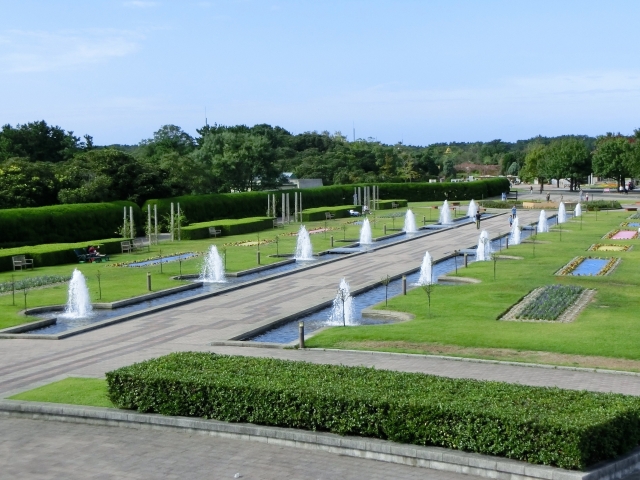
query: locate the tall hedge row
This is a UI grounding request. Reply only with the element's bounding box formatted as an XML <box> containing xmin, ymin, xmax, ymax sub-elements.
<box><xmin>0</xmin><ymin>201</ymin><xmax>142</xmax><ymax>248</ymax></box>
<box><xmin>107</xmin><ymin>353</ymin><xmax>640</xmax><ymax>471</ymax></box>
<box><xmin>143</xmin><ymin>178</ymin><xmax>509</xmax><ymax>225</ymax></box>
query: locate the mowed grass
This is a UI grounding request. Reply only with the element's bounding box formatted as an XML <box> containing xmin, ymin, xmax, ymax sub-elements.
<box><xmin>9</xmin><ymin>377</ymin><xmax>113</xmax><ymax>408</ymax></box>
<box><xmin>0</xmin><ymin>201</ymin><xmax>454</xmax><ymax>329</ymax></box>
<box><xmin>306</xmin><ymin>209</ymin><xmax>640</xmax><ymax>361</ymax></box>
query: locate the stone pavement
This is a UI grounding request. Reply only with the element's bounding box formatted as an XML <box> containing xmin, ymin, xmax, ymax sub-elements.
<box><xmin>0</xmin><ymin>416</ymin><xmax>469</xmax><ymax>480</ymax></box>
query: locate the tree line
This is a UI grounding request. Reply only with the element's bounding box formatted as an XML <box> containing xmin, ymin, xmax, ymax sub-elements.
<box><xmin>0</xmin><ymin>120</ymin><xmax>638</xmax><ymax>209</ymax></box>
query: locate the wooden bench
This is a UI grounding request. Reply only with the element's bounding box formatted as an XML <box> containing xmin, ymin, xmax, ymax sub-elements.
<box><xmin>391</xmin><ymin>202</ymin><xmax>399</xmax><ymax>209</ymax></box>
<box><xmin>273</xmin><ymin>219</ymin><xmax>284</xmax><ymax>228</ymax></box>
<box><xmin>325</xmin><ymin>212</ymin><xmax>335</xmax><ymax>220</ymax></box>
<box><xmin>208</xmin><ymin>227</ymin><xmax>222</xmax><ymax>238</ymax></box>
<box><xmin>121</xmin><ymin>241</ymin><xmax>133</xmax><ymax>253</ymax></box>
<box><xmin>506</xmin><ymin>192</ymin><xmax>518</xmax><ymax>201</ymax></box>
<box><xmin>12</xmin><ymin>255</ymin><xmax>34</xmax><ymax>271</ymax></box>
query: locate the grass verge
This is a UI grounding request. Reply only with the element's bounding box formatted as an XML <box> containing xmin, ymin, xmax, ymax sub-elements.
<box><xmin>8</xmin><ymin>377</ymin><xmax>113</xmax><ymax>408</ymax></box>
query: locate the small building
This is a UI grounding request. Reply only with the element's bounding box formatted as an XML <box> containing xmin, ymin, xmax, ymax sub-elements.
<box><xmin>281</xmin><ymin>173</ymin><xmax>323</xmax><ymax>189</ymax></box>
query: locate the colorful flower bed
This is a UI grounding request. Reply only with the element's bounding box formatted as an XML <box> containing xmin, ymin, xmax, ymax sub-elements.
<box><xmin>556</xmin><ymin>256</ymin><xmax>619</xmax><ymax>276</ymax></box>
<box><xmin>0</xmin><ymin>274</ymin><xmax>71</xmax><ymax>294</ymax></box>
<box><xmin>620</xmin><ymin>222</ymin><xmax>640</xmax><ymax>228</ymax></box>
<box><xmin>588</xmin><ymin>244</ymin><xmax>632</xmax><ymax>252</ymax></box>
<box><xmin>516</xmin><ymin>285</ymin><xmax>585</xmax><ymax>321</ymax></box>
<box><xmin>603</xmin><ymin>229</ymin><xmax>638</xmax><ymax>240</ymax></box>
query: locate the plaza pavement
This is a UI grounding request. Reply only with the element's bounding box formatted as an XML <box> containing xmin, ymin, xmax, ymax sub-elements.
<box><xmin>2</xmin><ymin>195</ymin><xmax>640</xmax><ymax>479</ymax></box>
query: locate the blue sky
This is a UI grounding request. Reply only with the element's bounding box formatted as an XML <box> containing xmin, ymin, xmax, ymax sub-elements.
<box><xmin>1</xmin><ymin>1</ymin><xmax>639</xmax><ymax>146</ymax></box>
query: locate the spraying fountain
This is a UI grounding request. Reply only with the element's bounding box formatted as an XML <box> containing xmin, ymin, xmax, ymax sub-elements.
<box><xmin>538</xmin><ymin>210</ymin><xmax>549</xmax><ymax>233</ymax></box>
<box><xmin>329</xmin><ymin>277</ymin><xmax>354</xmax><ymax>325</ymax></box>
<box><xmin>467</xmin><ymin>199</ymin><xmax>478</xmax><ymax>219</ymax></box>
<box><xmin>558</xmin><ymin>202</ymin><xmax>567</xmax><ymax>224</ymax></box>
<box><xmin>359</xmin><ymin>217</ymin><xmax>373</xmax><ymax>245</ymax></box>
<box><xmin>294</xmin><ymin>225</ymin><xmax>314</xmax><ymax>261</ymax></box>
<box><xmin>199</xmin><ymin>245</ymin><xmax>226</xmax><ymax>283</ymax></box>
<box><xmin>417</xmin><ymin>251</ymin><xmax>433</xmax><ymax>285</ymax></box>
<box><xmin>476</xmin><ymin>230</ymin><xmax>492</xmax><ymax>261</ymax></box>
<box><xmin>509</xmin><ymin>216</ymin><xmax>521</xmax><ymax>245</ymax></box>
<box><xmin>403</xmin><ymin>209</ymin><xmax>418</xmax><ymax>233</ymax></box>
<box><xmin>574</xmin><ymin>203</ymin><xmax>582</xmax><ymax>217</ymax></box>
<box><xmin>61</xmin><ymin>269</ymin><xmax>93</xmax><ymax>319</ymax></box>
<box><xmin>439</xmin><ymin>200</ymin><xmax>453</xmax><ymax>224</ymax></box>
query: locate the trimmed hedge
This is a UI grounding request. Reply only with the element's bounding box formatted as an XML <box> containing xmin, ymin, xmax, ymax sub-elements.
<box><xmin>585</xmin><ymin>200</ymin><xmax>622</xmax><ymax>211</ymax></box>
<box><xmin>143</xmin><ymin>178</ymin><xmax>509</xmax><ymax>224</ymax></box>
<box><xmin>376</xmin><ymin>199</ymin><xmax>408</xmax><ymax>210</ymax></box>
<box><xmin>107</xmin><ymin>353</ymin><xmax>640</xmax><ymax>470</ymax></box>
<box><xmin>180</xmin><ymin>217</ymin><xmax>274</xmax><ymax>240</ymax></box>
<box><xmin>300</xmin><ymin>205</ymin><xmax>361</xmax><ymax>222</ymax></box>
<box><xmin>0</xmin><ymin>238</ymin><xmax>126</xmax><ymax>272</ymax></box>
<box><xmin>0</xmin><ymin>201</ymin><xmax>142</xmax><ymax>247</ymax></box>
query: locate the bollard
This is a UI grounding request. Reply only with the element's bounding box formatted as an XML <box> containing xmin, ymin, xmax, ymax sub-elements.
<box><xmin>423</xmin><ymin>216</ymin><xmax>426</xmax><ymax>226</ymax></box>
<box><xmin>299</xmin><ymin>321</ymin><xmax>305</xmax><ymax>349</ymax></box>
<box><xmin>506</xmin><ymin>238</ymin><xmax>509</xmax><ymax>249</ymax></box>
<box><xmin>464</xmin><ymin>253</ymin><xmax>468</xmax><ymax>268</ymax></box>
<box><xmin>383</xmin><ymin>224</ymin><xmax>387</xmax><ymax>235</ymax></box>
<box><xmin>402</xmin><ymin>275</ymin><xmax>407</xmax><ymax>295</ymax></box>
<box><xmin>330</xmin><ymin>235</ymin><xmax>334</xmax><ymax>248</ymax></box>
<box><xmin>257</xmin><ymin>251</ymin><xmax>261</xmax><ymax>265</ymax></box>
<box><xmin>147</xmin><ymin>272</ymin><xmax>151</xmax><ymax>291</ymax></box>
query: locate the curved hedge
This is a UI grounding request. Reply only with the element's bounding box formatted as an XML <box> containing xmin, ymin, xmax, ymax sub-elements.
<box><xmin>143</xmin><ymin>178</ymin><xmax>509</xmax><ymax>225</ymax></box>
<box><xmin>107</xmin><ymin>353</ymin><xmax>640</xmax><ymax>471</ymax></box>
<box><xmin>301</xmin><ymin>205</ymin><xmax>360</xmax><ymax>222</ymax></box>
<box><xmin>376</xmin><ymin>199</ymin><xmax>408</xmax><ymax>210</ymax></box>
<box><xmin>181</xmin><ymin>217</ymin><xmax>274</xmax><ymax>240</ymax></box>
<box><xmin>0</xmin><ymin>201</ymin><xmax>142</xmax><ymax>247</ymax></box>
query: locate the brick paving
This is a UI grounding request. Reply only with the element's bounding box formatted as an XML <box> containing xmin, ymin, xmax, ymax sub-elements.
<box><xmin>2</xmin><ymin>205</ymin><xmax>639</xmax><ymax>478</ymax></box>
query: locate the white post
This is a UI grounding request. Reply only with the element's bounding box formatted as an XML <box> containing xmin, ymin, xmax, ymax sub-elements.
<box><xmin>272</xmin><ymin>194</ymin><xmax>276</xmax><ymax>218</ymax></box>
<box><xmin>286</xmin><ymin>193</ymin><xmax>291</xmax><ymax>223</ymax></box>
<box><xmin>282</xmin><ymin>193</ymin><xmax>285</xmax><ymax>224</ymax></box>
<box><xmin>154</xmin><ymin>204</ymin><xmax>158</xmax><ymax>245</ymax></box>
<box><xmin>177</xmin><ymin>203</ymin><xmax>181</xmax><ymax>241</ymax></box>
<box><xmin>299</xmin><ymin>192</ymin><xmax>302</xmax><ymax>222</ymax></box>
<box><xmin>170</xmin><ymin>203</ymin><xmax>175</xmax><ymax>242</ymax></box>
<box><xmin>294</xmin><ymin>192</ymin><xmax>298</xmax><ymax>223</ymax></box>
<box><xmin>147</xmin><ymin>204</ymin><xmax>151</xmax><ymax>246</ymax></box>
<box><xmin>359</xmin><ymin>187</ymin><xmax>362</xmax><ymax>206</ymax></box>
<box><xmin>267</xmin><ymin>194</ymin><xmax>271</xmax><ymax>217</ymax></box>
<box><xmin>123</xmin><ymin>207</ymin><xmax>127</xmax><ymax>238</ymax></box>
<box><xmin>129</xmin><ymin>206</ymin><xmax>134</xmax><ymax>240</ymax></box>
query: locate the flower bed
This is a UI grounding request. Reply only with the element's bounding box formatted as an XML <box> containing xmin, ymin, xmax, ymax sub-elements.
<box><xmin>588</xmin><ymin>244</ymin><xmax>632</xmax><ymax>252</ymax></box>
<box><xmin>620</xmin><ymin>222</ymin><xmax>640</xmax><ymax>228</ymax></box>
<box><xmin>109</xmin><ymin>252</ymin><xmax>199</xmax><ymax>267</ymax></box>
<box><xmin>0</xmin><ymin>274</ymin><xmax>71</xmax><ymax>294</ymax></box>
<box><xmin>515</xmin><ymin>285</ymin><xmax>585</xmax><ymax>321</ymax></box>
<box><xmin>603</xmin><ymin>229</ymin><xmax>638</xmax><ymax>240</ymax></box>
<box><xmin>556</xmin><ymin>256</ymin><xmax>619</xmax><ymax>276</ymax></box>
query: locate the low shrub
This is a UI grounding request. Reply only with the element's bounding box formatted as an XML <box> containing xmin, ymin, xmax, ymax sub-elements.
<box><xmin>0</xmin><ymin>238</ymin><xmax>125</xmax><ymax>272</ymax></box>
<box><xmin>375</xmin><ymin>199</ymin><xmax>408</xmax><ymax>210</ymax></box>
<box><xmin>0</xmin><ymin>201</ymin><xmax>142</xmax><ymax>247</ymax></box>
<box><xmin>516</xmin><ymin>285</ymin><xmax>584</xmax><ymax>321</ymax></box>
<box><xmin>585</xmin><ymin>200</ymin><xmax>621</xmax><ymax>211</ymax></box>
<box><xmin>479</xmin><ymin>200</ymin><xmax>523</xmax><ymax>209</ymax></box>
<box><xmin>107</xmin><ymin>353</ymin><xmax>640</xmax><ymax>470</ymax></box>
<box><xmin>300</xmin><ymin>206</ymin><xmax>360</xmax><ymax>222</ymax></box>
<box><xmin>180</xmin><ymin>217</ymin><xmax>274</xmax><ymax>240</ymax></box>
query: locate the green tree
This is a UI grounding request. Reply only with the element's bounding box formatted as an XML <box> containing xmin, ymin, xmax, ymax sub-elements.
<box><xmin>442</xmin><ymin>158</ymin><xmax>456</xmax><ymax>178</ymax></box>
<box><xmin>592</xmin><ymin>135</ymin><xmax>632</xmax><ymax>187</ymax></box>
<box><xmin>519</xmin><ymin>144</ymin><xmax>547</xmax><ymax>184</ymax></box>
<box><xmin>0</xmin><ymin>158</ymin><xmax>58</xmax><ymax>208</ymax></box>
<box><xmin>0</xmin><ymin>120</ymin><xmax>82</xmax><ymax>163</ymax></box>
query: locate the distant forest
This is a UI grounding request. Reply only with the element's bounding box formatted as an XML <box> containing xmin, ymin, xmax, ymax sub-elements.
<box><xmin>0</xmin><ymin>120</ymin><xmax>638</xmax><ymax>209</ymax></box>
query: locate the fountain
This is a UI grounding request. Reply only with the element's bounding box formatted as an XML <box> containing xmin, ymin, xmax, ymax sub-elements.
<box><xmin>417</xmin><ymin>251</ymin><xmax>433</xmax><ymax>285</ymax></box>
<box><xmin>359</xmin><ymin>217</ymin><xmax>373</xmax><ymax>244</ymax></box>
<box><xmin>403</xmin><ymin>209</ymin><xmax>418</xmax><ymax>233</ymax></box>
<box><xmin>294</xmin><ymin>225</ymin><xmax>314</xmax><ymax>261</ymax></box>
<box><xmin>439</xmin><ymin>200</ymin><xmax>453</xmax><ymax>224</ymax></box>
<box><xmin>574</xmin><ymin>203</ymin><xmax>582</xmax><ymax>217</ymax></box>
<box><xmin>476</xmin><ymin>230</ymin><xmax>492</xmax><ymax>261</ymax></box>
<box><xmin>509</xmin><ymin>216</ymin><xmax>521</xmax><ymax>245</ymax></box>
<box><xmin>61</xmin><ymin>269</ymin><xmax>93</xmax><ymax>319</ymax></box>
<box><xmin>558</xmin><ymin>202</ymin><xmax>567</xmax><ymax>224</ymax></box>
<box><xmin>199</xmin><ymin>245</ymin><xmax>226</xmax><ymax>283</ymax></box>
<box><xmin>537</xmin><ymin>210</ymin><xmax>549</xmax><ymax>233</ymax></box>
<box><xmin>467</xmin><ymin>199</ymin><xmax>478</xmax><ymax>219</ymax></box>
<box><xmin>329</xmin><ymin>278</ymin><xmax>354</xmax><ymax>325</ymax></box>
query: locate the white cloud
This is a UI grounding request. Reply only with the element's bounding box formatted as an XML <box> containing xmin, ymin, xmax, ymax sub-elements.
<box><xmin>0</xmin><ymin>29</ymin><xmax>143</xmax><ymax>73</ymax></box>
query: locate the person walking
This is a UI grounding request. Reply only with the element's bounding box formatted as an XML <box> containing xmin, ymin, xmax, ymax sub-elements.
<box><xmin>511</xmin><ymin>205</ymin><xmax>517</xmax><ymax>218</ymax></box>
<box><xmin>509</xmin><ymin>215</ymin><xmax>513</xmax><ymax>228</ymax></box>
<box><xmin>475</xmin><ymin>211</ymin><xmax>482</xmax><ymax>229</ymax></box>
<box><xmin>529</xmin><ymin>185</ymin><xmax>533</xmax><ymax>194</ymax></box>
<box><xmin>539</xmin><ymin>184</ymin><xmax>543</xmax><ymax>194</ymax></box>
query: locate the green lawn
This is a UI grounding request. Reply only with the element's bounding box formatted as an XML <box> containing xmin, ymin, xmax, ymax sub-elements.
<box><xmin>307</xmin><ymin>210</ymin><xmax>640</xmax><ymax>363</ymax></box>
<box><xmin>0</xmin><ymin>201</ymin><xmax>453</xmax><ymax>329</ymax></box>
<box><xmin>9</xmin><ymin>377</ymin><xmax>113</xmax><ymax>407</ymax></box>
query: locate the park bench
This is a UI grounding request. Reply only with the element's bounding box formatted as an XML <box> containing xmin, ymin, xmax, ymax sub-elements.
<box><xmin>391</xmin><ymin>202</ymin><xmax>399</xmax><ymax>209</ymax></box>
<box><xmin>208</xmin><ymin>227</ymin><xmax>222</xmax><ymax>238</ymax></box>
<box><xmin>12</xmin><ymin>255</ymin><xmax>34</xmax><ymax>271</ymax></box>
<box><xmin>74</xmin><ymin>249</ymin><xmax>89</xmax><ymax>263</ymax></box>
<box><xmin>507</xmin><ymin>191</ymin><xmax>518</xmax><ymax>201</ymax></box>
<box><xmin>325</xmin><ymin>212</ymin><xmax>335</xmax><ymax>220</ymax></box>
<box><xmin>273</xmin><ymin>219</ymin><xmax>284</xmax><ymax>228</ymax></box>
<box><xmin>121</xmin><ymin>241</ymin><xmax>133</xmax><ymax>253</ymax></box>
